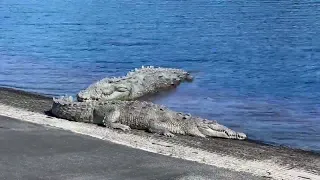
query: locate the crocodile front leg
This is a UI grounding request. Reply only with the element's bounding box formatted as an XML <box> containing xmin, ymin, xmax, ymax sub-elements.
<box><xmin>148</xmin><ymin>120</ymin><xmax>175</xmax><ymax>137</ymax></box>
<box><xmin>108</xmin><ymin>121</ymin><xmax>131</xmax><ymax>131</ymax></box>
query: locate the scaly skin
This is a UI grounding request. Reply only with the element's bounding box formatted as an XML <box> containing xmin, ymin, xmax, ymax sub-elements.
<box><xmin>77</xmin><ymin>66</ymin><xmax>193</xmax><ymax>102</ymax></box>
<box><xmin>51</xmin><ymin>96</ymin><xmax>247</xmax><ymax>140</ymax></box>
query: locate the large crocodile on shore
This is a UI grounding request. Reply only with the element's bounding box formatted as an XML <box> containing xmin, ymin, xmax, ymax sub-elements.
<box><xmin>51</xmin><ymin>66</ymin><xmax>247</xmax><ymax>140</ymax></box>
<box><xmin>77</xmin><ymin>66</ymin><xmax>193</xmax><ymax>102</ymax></box>
<box><xmin>51</xmin><ymin>96</ymin><xmax>247</xmax><ymax>140</ymax></box>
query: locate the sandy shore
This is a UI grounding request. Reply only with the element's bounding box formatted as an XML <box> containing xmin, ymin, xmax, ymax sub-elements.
<box><xmin>0</xmin><ymin>87</ymin><xmax>319</xmax><ymax>180</ymax></box>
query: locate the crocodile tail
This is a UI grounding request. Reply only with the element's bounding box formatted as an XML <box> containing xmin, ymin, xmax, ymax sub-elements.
<box><xmin>51</xmin><ymin>97</ymin><xmax>94</xmax><ymax>123</ymax></box>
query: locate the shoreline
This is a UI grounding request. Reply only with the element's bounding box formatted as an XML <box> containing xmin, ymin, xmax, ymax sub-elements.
<box><xmin>1</xmin><ymin>86</ymin><xmax>319</xmax><ymax>154</ymax></box>
<box><xmin>0</xmin><ymin>86</ymin><xmax>319</xmax><ymax>179</ymax></box>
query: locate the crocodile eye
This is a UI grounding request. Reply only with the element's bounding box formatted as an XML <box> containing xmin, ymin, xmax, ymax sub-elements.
<box><xmin>177</xmin><ymin>112</ymin><xmax>184</xmax><ymax>117</ymax></box>
<box><xmin>117</xmin><ymin>87</ymin><xmax>128</xmax><ymax>92</ymax></box>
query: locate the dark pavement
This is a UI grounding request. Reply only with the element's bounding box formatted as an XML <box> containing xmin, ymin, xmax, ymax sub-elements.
<box><xmin>0</xmin><ymin>115</ymin><xmax>261</xmax><ymax>180</ymax></box>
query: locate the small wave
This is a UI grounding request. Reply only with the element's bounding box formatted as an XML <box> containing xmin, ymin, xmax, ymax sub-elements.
<box><xmin>107</xmin><ymin>41</ymin><xmax>159</xmax><ymax>47</ymax></box>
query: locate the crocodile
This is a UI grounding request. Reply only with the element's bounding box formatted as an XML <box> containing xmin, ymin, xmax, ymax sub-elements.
<box><xmin>51</xmin><ymin>96</ymin><xmax>247</xmax><ymax>140</ymax></box>
<box><xmin>77</xmin><ymin>66</ymin><xmax>193</xmax><ymax>102</ymax></box>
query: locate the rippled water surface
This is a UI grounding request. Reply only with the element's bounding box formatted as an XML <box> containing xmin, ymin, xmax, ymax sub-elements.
<box><xmin>1</xmin><ymin>0</ymin><xmax>319</xmax><ymax>151</ymax></box>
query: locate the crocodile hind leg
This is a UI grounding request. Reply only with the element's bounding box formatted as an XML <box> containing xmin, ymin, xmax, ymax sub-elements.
<box><xmin>148</xmin><ymin>120</ymin><xmax>175</xmax><ymax>137</ymax></box>
<box><xmin>104</xmin><ymin>111</ymin><xmax>131</xmax><ymax>131</ymax></box>
<box><xmin>186</xmin><ymin>128</ymin><xmax>206</xmax><ymax>138</ymax></box>
<box><xmin>108</xmin><ymin>121</ymin><xmax>131</xmax><ymax>131</ymax></box>
<box><xmin>94</xmin><ymin>107</ymin><xmax>131</xmax><ymax>131</ymax></box>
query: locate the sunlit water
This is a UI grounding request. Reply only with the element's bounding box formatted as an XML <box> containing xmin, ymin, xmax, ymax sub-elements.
<box><xmin>1</xmin><ymin>0</ymin><xmax>319</xmax><ymax>152</ymax></box>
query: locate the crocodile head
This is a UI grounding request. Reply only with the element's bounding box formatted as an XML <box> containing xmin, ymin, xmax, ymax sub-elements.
<box><xmin>163</xmin><ymin>70</ymin><xmax>193</xmax><ymax>83</ymax></box>
<box><xmin>77</xmin><ymin>81</ymin><xmax>133</xmax><ymax>101</ymax></box>
<box><xmin>131</xmin><ymin>66</ymin><xmax>194</xmax><ymax>83</ymax></box>
<box><xmin>166</xmin><ymin>111</ymin><xmax>246</xmax><ymax>140</ymax></box>
<box><xmin>181</xmin><ymin>72</ymin><xmax>193</xmax><ymax>82</ymax></box>
<box><xmin>195</xmin><ymin>118</ymin><xmax>247</xmax><ymax>140</ymax></box>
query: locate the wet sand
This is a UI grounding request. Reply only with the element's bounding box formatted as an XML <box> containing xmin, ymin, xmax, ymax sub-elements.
<box><xmin>0</xmin><ymin>87</ymin><xmax>319</xmax><ymax>177</ymax></box>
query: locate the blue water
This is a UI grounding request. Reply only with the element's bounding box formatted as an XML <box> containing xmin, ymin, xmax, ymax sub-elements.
<box><xmin>1</xmin><ymin>0</ymin><xmax>319</xmax><ymax>152</ymax></box>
